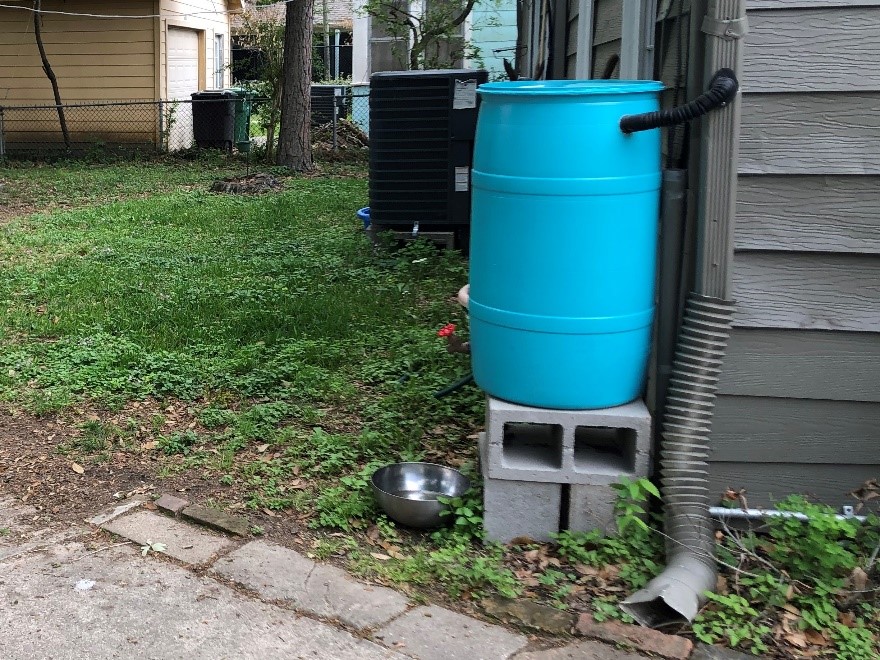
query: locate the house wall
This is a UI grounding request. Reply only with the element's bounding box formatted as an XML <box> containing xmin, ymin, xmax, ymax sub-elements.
<box><xmin>0</xmin><ymin>0</ymin><xmax>236</xmax><ymax>103</ymax></box>
<box><xmin>352</xmin><ymin>0</ymin><xmax>369</xmax><ymax>83</ymax></box>
<box><xmin>467</xmin><ymin>0</ymin><xmax>518</xmax><ymax>79</ymax></box>
<box><xmin>708</xmin><ymin>0</ymin><xmax>880</xmax><ymax>509</ymax></box>
<box><xmin>564</xmin><ymin>0</ymin><xmax>578</xmax><ymax>77</ymax></box>
<box><xmin>0</xmin><ymin>0</ymin><xmax>235</xmax><ymax>148</ymax></box>
<box><xmin>591</xmin><ymin>0</ymin><xmax>620</xmax><ymax>78</ymax></box>
<box><xmin>159</xmin><ymin>0</ymin><xmax>234</xmax><ymax>98</ymax></box>
<box><xmin>0</xmin><ymin>0</ymin><xmax>157</xmax><ymax>104</ymax></box>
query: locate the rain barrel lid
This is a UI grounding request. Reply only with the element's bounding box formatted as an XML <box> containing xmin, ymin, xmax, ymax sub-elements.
<box><xmin>478</xmin><ymin>80</ymin><xmax>665</xmax><ymax>96</ymax></box>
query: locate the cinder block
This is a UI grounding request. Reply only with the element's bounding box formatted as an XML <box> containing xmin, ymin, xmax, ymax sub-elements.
<box><xmin>482</xmin><ymin>397</ymin><xmax>652</xmax><ymax>485</ymax></box>
<box><xmin>568</xmin><ymin>484</ymin><xmax>619</xmax><ymax>535</ymax></box>
<box><xmin>481</xmin><ymin>461</ymin><xmax>562</xmax><ymax>544</ymax></box>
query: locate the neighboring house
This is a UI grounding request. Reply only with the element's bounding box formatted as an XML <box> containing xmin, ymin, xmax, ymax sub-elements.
<box><xmin>531</xmin><ymin>0</ymin><xmax>880</xmax><ymax>511</ymax></box>
<box><xmin>351</xmin><ymin>0</ymin><xmax>518</xmax><ymax>83</ymax></box>
<box><xmin>467</xmin><ymin>0</ymin><xmax>518</xmax><ymax>79</ymax></box>
<box><xmin>0</xmin><ymin>0</ymin><xmax>241</xmax><ymax>149</ymax></box>
<box><xmin>231</xmin><ymin>0</ymin><xmax>355</xmax><ymax>81</ymax></box>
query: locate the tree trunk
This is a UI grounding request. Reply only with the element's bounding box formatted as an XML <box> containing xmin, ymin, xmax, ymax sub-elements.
<box><xmin>277</xmin><ymin>0</ymin><xmax>314</xmax><ymax>171</ymax></box>
<box><xmin>33</xmin><ymin>0</ymin><xmax>70</xmax><ymax>150</ymax></box>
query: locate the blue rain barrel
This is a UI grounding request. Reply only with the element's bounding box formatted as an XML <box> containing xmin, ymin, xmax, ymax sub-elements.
<box><xmin>469</xmin><ymin>80</ymin><xmax>664</xmax><ymax>410</ymax></box>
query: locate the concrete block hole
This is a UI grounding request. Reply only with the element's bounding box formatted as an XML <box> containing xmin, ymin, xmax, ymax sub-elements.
<box><xmin>501</xmin><ymin>422</ymin><xmax>563</xmax><ymax>471</ymax></box>
<box><xmin>573</xmin><ymin>426</ymin><xmax>636</xmax><ymax>475</ymax></box>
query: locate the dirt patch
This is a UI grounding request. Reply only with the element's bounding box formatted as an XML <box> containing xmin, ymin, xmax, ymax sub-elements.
<box><xmin>209</xmin><ymin>172</ymin><xmax>283</xmax><ymax>194</ymax></box>
<box><xmin>0</xmin><ymin>403</ymin><xmax>210</xmax><ymax>523</ymax></box>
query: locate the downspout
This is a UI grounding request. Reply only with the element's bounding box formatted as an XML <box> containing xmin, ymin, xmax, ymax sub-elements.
<box><xmin>620</xmin><ymin>0</ymin><xmax>747</xmax><ymax>628</ymax></box>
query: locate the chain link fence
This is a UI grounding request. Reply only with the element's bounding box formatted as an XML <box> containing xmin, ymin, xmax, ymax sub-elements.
<box><xmin>0</xmin><ymin>85</ymin><xmax>370</xmax><ymax>160</ymax></box>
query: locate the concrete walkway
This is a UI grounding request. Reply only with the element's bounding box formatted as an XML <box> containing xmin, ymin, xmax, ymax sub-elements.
<box><xmin>0</xmin><ymin>497</ymin><xmax>646</xmax><ymax>659</ymax></box>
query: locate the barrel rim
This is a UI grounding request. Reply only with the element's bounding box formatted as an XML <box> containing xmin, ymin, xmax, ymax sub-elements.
<box><xmin>477</xmin><ymin>80</ymin><xmax>665</xmax><ymax>96</ymax></box>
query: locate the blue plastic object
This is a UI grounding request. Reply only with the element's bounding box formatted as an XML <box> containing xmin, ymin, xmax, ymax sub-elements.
<box><xmin>357</xmin><ymin>207</ymin><xmax>371</xmax><ymax>229</ymax></box>
<box><xmin>469</xmin><ymin>80</ymin><xmax>664</xmax><ymax>409</ymax></box>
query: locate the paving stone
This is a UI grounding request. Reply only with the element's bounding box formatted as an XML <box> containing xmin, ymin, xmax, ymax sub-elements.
<box><xmin>155</xmin><ymin>493</ymin><xmax>189</xmax><ymax>515</ymax></box>
<box><xmin>375</xmin><ymin>605</ymin><xmax>528</xmax><ymax>660</ymax></box>
<box><xmin>1</xmin><ymin>537</ymin><xmax>404</xmax><ymax>660</ymax></box>
<box><xmin>213</xmin><ymin>540</ymin><xmax>409</xmax><ymax>630</ymax></box>
<box><xmin>481</xmin><ymin>596</ymin><xmax>576</xmax><ymax>634</ymax></box>
<box><xmin>514</xmin><ymin>640</ymin><xmax>647</xmax><ymax>659</ymax></box>
<box><xmin>301</xmin><ymin>562</ymin><xmax>410</xmax><ymax>630</ymax></box>
<box><xmin>691</xmin><ymin>643</ymin><xmax>758</xmax><ymax>660</ymax></box>
<box><xmin>181</xmin><ymin>504</ymin><xmax>250</xmax><ymax>536</ymax></box>
<box><xmin>86</xmin><ymin>496</ymin><xmax>146</xmax><ymax>526</ymax></box>
<box><xmin>102</xmin><ymin>510</ymin><xmax>234</xmax><ymax>565</ymax></box>
<box><xmin>213</xmin><ymin>540</ymin><xmax>313</xmax><ymax>597</ymax></box>
<box><xmin>575</xmin><ymin>614</ymin><xmax>693</xmax><ymax>660</ymax></box>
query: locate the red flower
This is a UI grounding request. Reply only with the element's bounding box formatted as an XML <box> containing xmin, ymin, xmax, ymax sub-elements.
<box><xmin>437</xmin><ymin>323</ymin><xmax>456</xmax><ymax>338</ymax></box>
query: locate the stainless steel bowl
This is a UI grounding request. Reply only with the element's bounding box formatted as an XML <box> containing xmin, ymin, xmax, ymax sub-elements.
<box><xmin>370</xmin><ymin>462</ymin><xmax>471</xmax><ymax>529</ymax></box>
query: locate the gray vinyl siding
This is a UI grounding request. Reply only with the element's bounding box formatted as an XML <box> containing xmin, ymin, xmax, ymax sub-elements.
<box><xmin>566</xmin><ymin>0</ymin><xmax>579</xmax><ymax>78</ymax></box>
<box><xmin>736</xmin><ymin>176</ymin><xmax>880</xmax><ymax>253</ymax></box>
<box><xmin>591</xmin><ymin>0</ymin><xmax>621</xmax><ymax>78</ymax></box>
<box><xmin>710</xmin><ymin>1</ymin><xmax>880</xmax><ymax>509</ymax></box>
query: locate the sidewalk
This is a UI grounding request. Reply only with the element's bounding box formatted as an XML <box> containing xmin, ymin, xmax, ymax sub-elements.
<box><xmin>0</xmin><ymin>496</ymin><xmax>645</xmax><ymax>660</ymax></box>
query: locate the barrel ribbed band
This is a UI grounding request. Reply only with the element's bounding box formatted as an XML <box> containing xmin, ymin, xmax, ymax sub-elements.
<box><xmin>471</xmin><ymin>170</ymin><xmax>662</xmax><ymax>196</ymax></box>
<box><xmin>469</xmin><ymin>299</ymin><xmax>654</xmax><ymax>335</ymax></box>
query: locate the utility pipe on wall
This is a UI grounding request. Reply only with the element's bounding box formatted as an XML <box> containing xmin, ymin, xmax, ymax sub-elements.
<box><xmin>709</xmin><ymin>507</ymin><xmax>868</xmax><ymax>524</ymax></box>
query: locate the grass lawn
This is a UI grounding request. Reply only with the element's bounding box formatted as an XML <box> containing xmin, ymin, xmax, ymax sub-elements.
<box><xmin>0</xmin><ymin>156</ymin><xmax>520</xmax><ymax>596</ymax></box>
<box><xmin>1</xmin><ymin>158</ymin><xmax>877</xmax><ymax>658</ymax></box>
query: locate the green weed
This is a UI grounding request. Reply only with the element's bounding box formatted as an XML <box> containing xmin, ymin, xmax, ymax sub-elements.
<box><xmin>698</xmin><ymin>496</ymin><xmax>880</xmax><ymax>657</ymax></box>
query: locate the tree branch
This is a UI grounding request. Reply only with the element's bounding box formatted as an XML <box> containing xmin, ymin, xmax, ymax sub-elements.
<box><xmin>33</xmin><ymin>0</ymin><xmax>70</xmax><ymax>149</ymax></box>
<box><xmin>422</xmin><ymin>0</ymin><xmax>478</xmax><ymax>41</ymax></box>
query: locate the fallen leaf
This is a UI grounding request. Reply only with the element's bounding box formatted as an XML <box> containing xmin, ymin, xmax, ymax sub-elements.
<box><xmin>143</xmin><ymin>502</ymin><xmax>158</xmax><ymax>511</ymax></box>
<box><xmin>256</xmin><ymin>444</ymin><xmax>270</xmax><ymax>453</ymax></box>
<box><xmin>804</xmin><ymin>630</ymin><xmax>827</xmax><ymax>646</ymax></box>
<box><xmin>574</xmin><ymin>563</ymin><xmax>599</xmax><ymax>577</ymax></box>
<box><xmin>262</xmin><ymin>508</ymin><xmax>278</xmax><ymax>518</ymax></box>
<box><xmin>509</xmin><ymin>536</ymin><xmax>536</xmax><ymax>546</ymax></box>
<box><xmin>784</xmin><ymin>631</ymin><xmax>809</xmax><ymax>649</ymax></box>
<box><xmin>839</xmin><ymin>612</ymin><xmax>856</xmax><ymax>627</ymax></box>
<box><xmin>142</xmin><ymin>441</ymin><xmax>157</xmax><ymax>450</ymax></box>
<box><xmin>849</xmin><ymin>567</ymin><xmax>869</xmax><ymax>592</ymax></box>
<box><xmin>370</xmin><ymin>552</ymin><xmax>391</xmax><ymax>561</ymax></box>
<box><xmin>782</xmin><ymin>603</ymin><xmax>801</xmax><ymax>616</ymax></box>
<box><xmin>71</xmin><ymin>462</ymin><xmax>85</xmax><ymax>474</ymax></box>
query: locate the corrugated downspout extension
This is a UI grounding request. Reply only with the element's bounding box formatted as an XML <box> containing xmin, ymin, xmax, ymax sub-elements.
<box><xmin>621</xmin><ymin>0</ymin><xmax>746</xmax><ymax>629</ymax></box>
<box><xmin>620</xmin><ymin>294</ymin><xmax>734</xmax><ymax>627</ymax></box>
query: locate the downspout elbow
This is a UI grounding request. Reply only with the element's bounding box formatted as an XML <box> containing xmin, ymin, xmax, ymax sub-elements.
<box><xmin>620</xmin><ymin>552</ymin><xmax>716</xmax><ymax>628</ymax></box>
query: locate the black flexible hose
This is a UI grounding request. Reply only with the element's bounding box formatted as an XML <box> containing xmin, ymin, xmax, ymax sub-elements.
<box><xmin>619</xmin><ymin>68</ymin><xmax>739</xmax><ymax>134</ymax></box>
<box><xmin>433</xmin><ymin>373</ymin><xmax>474</xmax><ymax>399</ymax></box>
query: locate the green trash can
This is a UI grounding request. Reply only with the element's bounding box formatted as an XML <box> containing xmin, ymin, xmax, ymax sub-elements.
<box><xmin>226</xmin><ymin>87</ymin><xmax>253</xmax><ymax>152</ymax></box>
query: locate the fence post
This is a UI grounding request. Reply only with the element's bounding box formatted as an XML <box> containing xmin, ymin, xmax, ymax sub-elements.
<box><xmin>0</xmin><ymin>107</ymin><xmax>6</xmax><ymax>163</ymax></box>
<box><xmin>332</xmin><ymin>87</ymin><xmax>340</xmax><ymax>151</ymax></box>
<box><xmin>158</xmin><ymin>100</ymin><xmax>165</xmax><ymax>153</ymax></box>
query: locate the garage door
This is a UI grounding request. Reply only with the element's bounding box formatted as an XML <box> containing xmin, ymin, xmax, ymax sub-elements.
<box><xmin>166</xmin><ymin>27</ymin><xmax>200</xmax><ymax>150</ymax></box>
